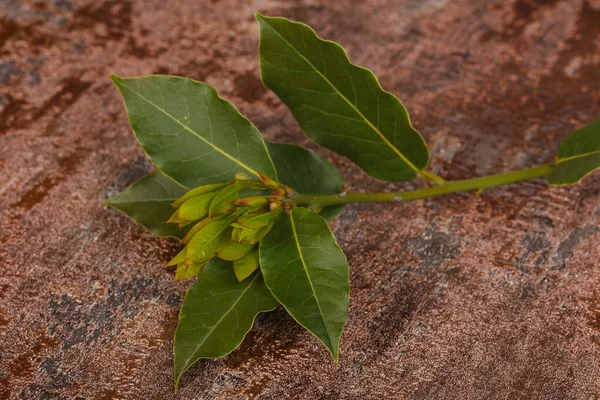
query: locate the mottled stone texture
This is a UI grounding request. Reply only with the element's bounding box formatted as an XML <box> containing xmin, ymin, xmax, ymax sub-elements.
<box><xmin>1</xmin><ymin>0</ymin><xmax>600</xmax><ymax>399</ymax></box>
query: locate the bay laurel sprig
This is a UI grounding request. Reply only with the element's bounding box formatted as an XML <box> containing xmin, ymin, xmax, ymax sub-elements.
<box><xmin>105</xmin><ymin>13</ymin><xmax>600</xmax><ymax>392</ymax></box>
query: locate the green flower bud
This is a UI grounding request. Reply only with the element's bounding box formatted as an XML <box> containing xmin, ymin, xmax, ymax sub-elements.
<box><xmin>177</xmin><ymin>191</ymin><xmax>217</xmax><ymax>223</ymax></box>
<box><xmin>258</xmin><ymin>173</ymin><xmax>279</xmax><ymax>189</ymax></box>
<box><xmin>217</xmin><ymin>228</ymin><xmax>255</xmax><ymax>261</ymax></box>
<box><xmin>233</xmin><ymin>249</ymin><xmax>260</xmax><ymax>282</ymax></box>
<box><xmin>269</xmin><ymin>198</ymin><xmax>282</xmax><ymax>211</ymax></box>
<box><xmin>237</xmin><ymin>211</ymin><xmax>272</xmax><ymax>229</ymax></box>
<box><xmin>167</xmin><ymin>209</ymin><xmax>180</xmax><ymax>224</ymax></box>
<box><xmin>251</xmin><ymin>219</ymin><xmax>275</xmax><ymax>243</ymax></box>
<box><xmin>166</xmin><ymin>248</ymin><xmax>208</xmax><ymax>280</ymax></box>
<box><xmin>234</xmin><ymin>172</ymin><xmax>251</xmax><ymax>181</ymax></box>
<box><xmin>171</xmin><ymin>183</ymin><xmax>226</xmax><ymax>208</ymax></box>
<box><xmin>175</xmin><ymin>260</ymin><xmax>208</xmax><ymax>280</ymax></box>
<box><xmin>236</xmin><ymin>218</ymin><xmax>275</xmax><ymax>244</ymax></box>
<box><xmin>181</xmin><ymin>215</ymin><xmax>224</xmax><ymax>244</ymax></box>
<box><xmin>209</xmin><ymin>181</ymin><xmax>250</xmax><ymax>217</ymax></box>
<box><xmin>167</xmin><ymin>208</ymin><xmax>199</xmax><ymax>228</ymax></box>
<box><xmin>231</xmin><ymin>226</ymin><xmax>242</xmax><ymax>242</ymax></box>
<box><xmin>186</xmin><ymin>219</ymin><xmax>230</xmax><ymax>262</ymax></box>
<box><xmin>271</xmin><ymin>187</ymin><xmax>286</xmax><ymax>196</ymax></box>
<box><xmin>166</xmin><ymin>247</ymin><xmax>187</xmax><ymax>267</ymax></box>
<box><xmin>234</xmin><ymin>196</ymin><xmax>269</xmax><ymax>207</ymax></box>
<box><xmin>283</xmin><ymin>185</ymin><xmax>296</xmax><ymax>196</ymax></box>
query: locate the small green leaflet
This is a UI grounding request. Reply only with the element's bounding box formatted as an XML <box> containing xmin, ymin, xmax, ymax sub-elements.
<box><xmin>174</xmin><ymin>259</ymin><xmax>278</xmax><ymax>389</ymax></box>
<box><xmin>238</xmin><ymin>212</ymin><xmax>273</xmax><ymax>229</ymax></box>
<box><xmin>177</xmin><ymin>192</ymin><xmax>217</xmax><ymax>222</ymax></box>
<box><xmin>266</xmin><ymin>142</ymin><xmax>345</xmax><ymax>220</ymax></box>
<box><xmin>257</xmin><ymin>14</ymin><xmax>429</xmax><ymax>182</ymax></box>
<box><xmin>548</xmin><ymin>119</ymin><xmax>600</xmax><ymax>185</ymax></box>
<box><xmin>172</xmin><ymin>183</ymin><xmax>225</xmax><ymax>208</ymax></box>
<box><xmin>208</xmin><ymin>181</ymin><xmax>249</xmax><ymax>217</ymax></box>
<box><xmin>217</xmin><ymin>231</ymin><xmax>255</xmax><ymax>261</ymax></box>
<box><xmin>187</xmin><ymin>219</ymin><xmax>230</xmax><ymax>262</ymax></box>
<box><xmin>111</xmin><ymin>75</ymin><xmax>277</xmax><ymax>188</ymax></box>
<box><xmin>106</xmin><ymin>170</ymin><xmax>190</xmax><ymax>239</ymax></box>
<box><xmin>233</xmin><ymin>249</ymin><xmax>260</xmax><ymax>282</ymax></box>
<box><xmin>259</xmin><ymin>207</ymin><xmax>349</xmax><ymax>360</ymax></box>
<box><xmin>175</xmin><ymin>260</ymin><xmax>207</xmax><ymax>281</ymax></box>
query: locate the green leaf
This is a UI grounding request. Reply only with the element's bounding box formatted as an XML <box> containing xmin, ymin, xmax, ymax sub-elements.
<box><xmin>106</xmin><ymin>170</ymin><xmax>190</xmax><ymax>239</ymax></box>
<box><xmin>266</xmin><ymin>142</ymin><xmax>345</xmax><ymax>220</ymax></box>
<box><xmin>257</xmin><ymin>15</ymin><xmax>429</xmax><ymax>182</ymax></box>
<box><xmin>233</xmin><ymin>249</ymin><xmax>260</xmax><ymax>282</ymax></box>
<box><xmin>111</xmin><ymin>74</ymin><xmax>277</xmax><ymax>188</ymax></box>
<box><xmin>259</xmin><ymin>207</ymin><xmax>349</xmax><ymax>360</ymax></box>
<box><xmin>174</xmin><ymin>259</ymin><xmax>278</xmax><ymax>388</ymax></box>
<box><xmin>548</xmin><ymin>119</ymin><xmax>600</xmax><ymax>185</ymax></box>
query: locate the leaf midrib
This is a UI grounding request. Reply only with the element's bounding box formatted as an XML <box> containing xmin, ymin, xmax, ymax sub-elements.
<box><xmin>261</xmin><ymin>18</ymin><xmax>421</xmax><ymax>176</ymax></box>
<box><xmin>289</xmin><ymin>211</ymin><xmax>334</xmax><ymax>349</ymax></box>
<box><xmin>557</xmin><ymin>149</ymin><xmax>600</xmax><ymax>164</ymax></box>
<box><xmin>116</xmin><ymin>79</ymin><xmax>262</xmax><ymax>179</ymax></box>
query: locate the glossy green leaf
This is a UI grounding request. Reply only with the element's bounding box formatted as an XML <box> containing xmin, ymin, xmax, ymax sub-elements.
<box><xmin>548</xmin><ymin>119</ymin><xmax>600</xmax><ymax>185</ymax></box>
<box><xmin>259</xmin><ymin>207</ymin><xmax>349</xmax><ymax>360</ymax></box>
<box><xmin>111</xmin><ymin>74</ymin><xmax>277</xmax><ymax>188</ymax></box>
<box><xmin>257</xmin><ymin>15</ymin><xmax>429</xmax><ymax>182</ymax></box>
<box><xmin>106</xmin><ymin>170</ymin><xmax>190</xmax><ymax>239</ymax></box>
<box><xmin>174</xmin><ymin>259</ymin><xmax>279</xmax><ymax>388</ymax></box>
<box><xmin>233</xmin><ymin>249</ymin><xmax>260</xmax><ymax>282</ymax></box>
<box><xmin>266</xmin><ymin>142</ymin><xmax>345</xmax><ymax>220</ymax></box>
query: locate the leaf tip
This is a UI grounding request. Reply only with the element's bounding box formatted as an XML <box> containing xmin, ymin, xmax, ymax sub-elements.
<box><xmin>174</xmin><ymin>373</ymin><xmax>182</xmax><ymax>394</ymax></box>
<box><xmin>254</xmin><ymin>12</ymin><xmax>274</xmax><ymax>27</ymax></box>
<box><xmin>327</xmin><ymin>344</ymin><xmax>340</xmax><ymax>363</ymax></box>
<box><xmin>332</xmin><ymin>352</ymin><xmax>339</xmax><ymax>364</ymax></box>
<box><xmin>109</xmin><ymin>74</ymin><xmax>124</xmax><ymax>87</ymax></box>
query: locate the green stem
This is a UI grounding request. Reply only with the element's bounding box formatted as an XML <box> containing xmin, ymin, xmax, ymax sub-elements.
<box><xmin>292</xmin><ymin>164</ymin><xmax>554</xmax><ymax>208</ymax></box>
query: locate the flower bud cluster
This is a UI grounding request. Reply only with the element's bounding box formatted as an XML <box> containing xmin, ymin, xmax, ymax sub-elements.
<box><xmin>165</xmin><ymin>172</ymin><xmax>294</xmax><ymax>281</ymax></box>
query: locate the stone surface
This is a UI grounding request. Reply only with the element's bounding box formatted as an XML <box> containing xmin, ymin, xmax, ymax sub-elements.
<box><xmin>1</xmin><ymin>0</ymin><xmax>600</xmax><ymax>399</ymax></box>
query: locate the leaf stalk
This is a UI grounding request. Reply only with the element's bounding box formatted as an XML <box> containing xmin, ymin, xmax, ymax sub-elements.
<box><xmin>291</xmin><ymin>164</ymin><xmax>554</xmax><ymax>207</ymax></box>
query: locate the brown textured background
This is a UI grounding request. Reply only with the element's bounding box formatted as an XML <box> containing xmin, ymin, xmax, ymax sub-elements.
<box><xmin>1</xmin><ymin>0</ymin><xmax>600</xmax><ymax>399</ymax></box>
